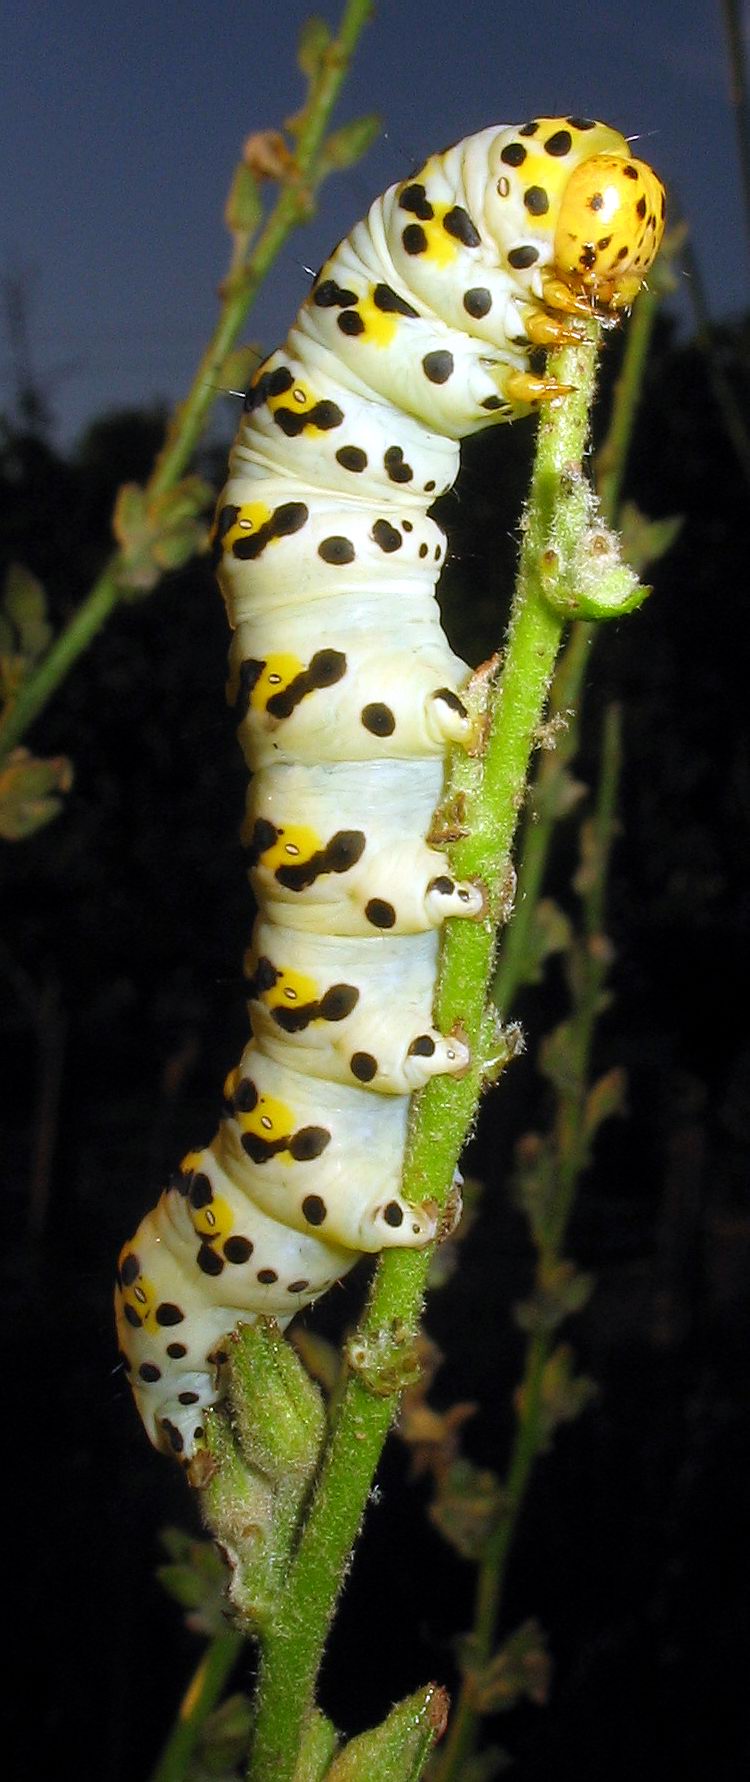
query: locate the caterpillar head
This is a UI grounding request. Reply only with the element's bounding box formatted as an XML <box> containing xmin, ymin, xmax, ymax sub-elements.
<box><xmin>485</xmin><ymin>117</ymin><xmax>665</xmax><ymax>316</ymax></box>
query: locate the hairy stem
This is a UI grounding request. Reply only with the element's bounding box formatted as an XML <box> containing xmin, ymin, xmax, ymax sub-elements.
<box><xmin>246</xmin><ymin>328</ymin><xmax>603</xmax><ymax>1782</ymax></box>
<box><xmin>0</xmin><ymin>0</ymin><xmax>374</xmax><ymax>767</ymax></box>
<box><xmin>494</xmin><ymin>279</ymin><xmax>660</xmax><ymax>1014</ymax></box>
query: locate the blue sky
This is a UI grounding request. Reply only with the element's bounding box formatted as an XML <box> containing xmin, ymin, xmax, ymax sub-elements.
<box><xmin>2</xmin><ymin>0</ymin><xmax>744</xmax><ymax>446</ymax></box>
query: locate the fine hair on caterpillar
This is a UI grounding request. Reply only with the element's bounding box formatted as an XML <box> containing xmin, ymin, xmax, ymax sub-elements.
<box><xmin>115</xmin><ymin>116</ymin><xmax>665</xmax><ymax>1463</ymax></box>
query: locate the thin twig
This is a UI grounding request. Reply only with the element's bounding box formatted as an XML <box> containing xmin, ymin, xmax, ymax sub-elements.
<box><xmin>0</xmin><ymin>0</ymin><xmax>375</xmax><ymax>767</ymax></box>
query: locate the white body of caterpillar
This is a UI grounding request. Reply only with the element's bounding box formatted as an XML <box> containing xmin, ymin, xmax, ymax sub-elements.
<box><xmin>115</xmin><ymin>118</ymin><xmax>664</xmax><ymax>1459</ymax></box>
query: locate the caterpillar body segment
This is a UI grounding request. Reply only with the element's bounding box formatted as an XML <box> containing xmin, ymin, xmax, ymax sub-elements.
<box><xmin>245</xmin><ymin>922</ymin><xmax>470</xmax><ymax>1096</ymax></box>
<box><xmin>115</xmin><ymin>118</ymin><xmax>665</xmax><ymax>1458</ymax></box>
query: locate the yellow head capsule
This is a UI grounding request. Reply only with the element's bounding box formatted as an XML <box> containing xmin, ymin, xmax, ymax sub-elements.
<box><xmin>554</xmin><ymin>153</ymin><xmax>666</xmax><ymax>310</ymax></box>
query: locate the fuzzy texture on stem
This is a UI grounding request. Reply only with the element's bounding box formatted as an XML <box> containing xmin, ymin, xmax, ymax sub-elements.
<box><xmin>494</xmin><ymin>276</ymin><xmax>662</xmax><ymax>1015</ymax></box>
<box><xmin>245</xmin><ymin>328</ymin><xmax>603</xmax><ymax>1782</ymax></box>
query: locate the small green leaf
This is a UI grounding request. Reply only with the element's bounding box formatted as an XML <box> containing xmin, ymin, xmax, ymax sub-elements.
<box><xmin>0</xmin><ymin>747</ymin><xmax>73</xmax><ymax>839</ymax></box>
<box><xmin>297</xmin><ymin>14</ymin><xmax>331</xmax><ymax>77</ymax></box>
<box><xmin>618</xmin><ymin>501</ymin><xmax>683</xmax><ymax>574</ymax></box>
<box><xmin>226</xmin><ymin>1319</ymin><xmax>325</xmax><ymax>1489</ymax></box>
<box><xmin>156</xmin><ymin>1529</ymin><xmax>233</xmax><ymax>1638</ymax></box>
<box><xmin>293</xmin><ymin>1710</ymin><xmax>339</xmax><ymax>1781</ymax></box>
<box><xmin>325</xmin><ymin>1685</ymin><xmax>449</xmax><ymax>1780</ymax></box>
<box><xmin>514</xmin><ymin>1260</ymin><xmax>593</xmax><ymax>1336</ymax></box>
<box><xmin>429</xmin><ymin>1459</ymin><xmax>505</xmax><ymax>1561</ymax></box>
<box><xmin>536</xmin><ymin>1343</ymin><xmax>599</xmax><ymax>1445</ymax></box>
<box><xmin>458</xmin><ymin>1619</ymin><xmax>550</xmax><ymax>1715</ymax></box>
<box><xmin>538</xmin><ymin>1018</ymin><xmax>580</xmax><ymax>1098</ymax></box>
<box><xmin>195</xmin><ymin>1692</ymin><xmax>253</xmax><ymax>1775</ymax></box>
<box><xmin>3</xmin><ymin>563</ymin><xmax>52</xmax><ymax>663</ymax></box>
<box><xmin>518</xmin><ymin>897</ymin><xmax>574</xmax><ymax>986</ymax></box>
<box><xmin>319</xmin><ymin>114</ymin><xmax>381</xmax><ymax>173</ymax></box>
<box><xmin>113</xmin><ymin>476</ymin><xmax>212</xmax><ymax>595</ymax></box>
<box><xmin>582</xmin><ymin>1066</ymin><xmax>627</xmax><ymax>1142</ymax></box>
<box><xmin>225</xmin><ymin>162</ymin><xmax>263</xmax><ymax>240</ymax></box>
<box><xmin>218</xmin><ymin>344</ymin><xmax>264</xmax><ymax>397</ymax></box>
<box><xmin>536</xmin><ymin>765</ymin><xmax>587</xmax><ymax>823</ymax></box>
<box><xmin>513</xmin><ymin>1131</ymin><xmax>559</xmax><ymax>1244</ymax></box>
<box><xmin>196</xmin><ymin>1414</ymin><xmax>277</xmax><ymax>1628</ymax></box>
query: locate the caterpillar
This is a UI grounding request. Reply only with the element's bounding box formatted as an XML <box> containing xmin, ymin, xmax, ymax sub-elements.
<box><xmin>115</xmin><ymin>117</ymin><xmax>665</xmax><ymax>1462</ymax></box>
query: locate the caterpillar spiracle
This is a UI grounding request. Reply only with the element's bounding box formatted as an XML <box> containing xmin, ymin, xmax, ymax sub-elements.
<box><xmin>115</xmin><ymin>117</ymin><xmax>665</xmax><ymax>1461</ymax></box>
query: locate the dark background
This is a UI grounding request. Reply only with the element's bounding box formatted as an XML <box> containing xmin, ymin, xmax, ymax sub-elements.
<box><xmin>3</xmin><ymin>303</ymin><xmax>749</xmax><ymax>1779</ymax></box>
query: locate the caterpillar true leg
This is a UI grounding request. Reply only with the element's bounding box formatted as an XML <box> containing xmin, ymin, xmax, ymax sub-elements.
<box><xmin>116</xmin><ymin>117</ymin><xmax>664</xmax><ymax>1460</ymax></box>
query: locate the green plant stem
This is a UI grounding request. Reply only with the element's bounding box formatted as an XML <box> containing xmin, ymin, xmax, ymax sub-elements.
<box><xmin>245</xmin><ymin>329</ymin><xmax>603</xmax><ymax>1782</ymax></box>
<box><xmin>149</xmin><ymin>1629</ymin><xmax>244</xmax><ymax>1782</ymax></box>
<box><xmin>0</xmin><ymin>0</ymin><xmax>374</xmax><ymax>768</ymax></box>
<box><xmin>434</xmin><ymin>702</ymin><xmax>624</xmax><ymax>1782</ymax></box>
<box><xmin>493</xmin><ymin>280</ymin><xmax>660</xmax><ymax>1015</ymax></box>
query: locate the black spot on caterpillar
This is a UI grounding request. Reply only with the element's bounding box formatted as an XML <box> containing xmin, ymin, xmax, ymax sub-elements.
<box><xmin>115</xmin><ymin>118</ymin><xmax>665</xmax><ymax>1460</ymax></box>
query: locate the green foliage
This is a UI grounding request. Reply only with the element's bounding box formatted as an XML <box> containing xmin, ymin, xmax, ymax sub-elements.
<box><xmin>317</xmin><ymin>114</ymin><xmax>380</xmax><ymax>174</ymax></box>
<box><xmin>0</xmin><ymin>564</ymin><xmax>73</xmax><ymax>835</ymax></box>
<box><xmin>196</xmin><ymin>1415</ymin><xmax>277</xmax><ymax>1629</ymax></box>
<box><xmin>224</xmin><ymin>162</ymin><xmax>263</xmax><ymax>245</ymax></box>
<box><xmin>457</xmin><ymin>1618</ymin><xmax>550</xmax><ymax>1715</ymax></box>
<box><xmin>618</xmin><ymin>500</ymin><xmax>683</xmax><ymax>574</ymax></box>
<box><xmin>323</xmin><ymin>1685</ymin><xmax>449</xmax><ymax>1781</ymax></box>
<box><xmin>225</xmin><ymin>1318</ymin><xmax>326</xmax><ymax>1489</ymax></box>
<box><xmin>184</xmin><ymin>1692</ymin><xmax>252</xmax><ymax>1780</ymax></box>
<box><xmin>514</xmin><ymin>1260</ymin><xmax>594</xmax><ymax>1337</ymax></box>
<box><xmin>157</xmin><ymin>1530</ymin><xmax>232</xmax><ymax>1640</ymax></box>
<box><xmin>297</xmin><ymin>15</ymin><xmax>333</xmax><ymax>78</ymax></box>
<box><xmin>293</xmin><ymin>1711</ymin><xmax>339</xmax><ymax>1782</ymax></box>
<box><xmin>112</xmin><ymin>476</ymin><xmax>212</xmax><ymax>597</ymax></box>
<box><xmin>429</xmin><ymin>1460</ymin><xmax>506</xmax><ymax>1563</ymax></box>
<box><xmin>0</xmin><ymin>563</ymin><xmax>52</xmax><ymax>691</ymax></box>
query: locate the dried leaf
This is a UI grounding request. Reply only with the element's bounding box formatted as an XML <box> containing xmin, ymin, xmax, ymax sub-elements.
<box><xmin>242</xmin><ymin>129</ymin><xmax>294</xmax><ymax>181</ymax></box>
<box><xmin>113</xmin><ymin>476</ymin><xmax>212</xmax><ymax>595</ymax></box>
